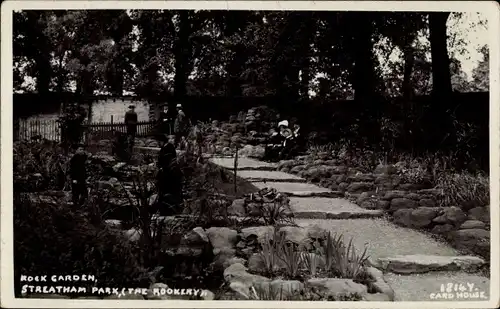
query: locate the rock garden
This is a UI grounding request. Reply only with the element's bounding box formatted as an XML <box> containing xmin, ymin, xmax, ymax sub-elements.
<box><xmin>199</xmin><ymin>106</ymin><xmax>491</xmax><ymax>263</ymax></box>
<box><xmin>14</xmin><ymin>131</ymin><xmax>394</xmax><ymax>301</ymax></box>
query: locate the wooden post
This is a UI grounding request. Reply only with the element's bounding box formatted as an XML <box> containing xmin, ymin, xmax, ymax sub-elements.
<box><xmin>234</xmin><ymin>147</ymin><xmax>238</xmax><ymax>194</ymax></box>
<box><xmin>110</xmin><ymin>115</ymin><xmax>114</xmax><ymax>134</ymax></box>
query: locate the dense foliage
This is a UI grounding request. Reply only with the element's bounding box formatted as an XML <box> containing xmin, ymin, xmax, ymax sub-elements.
<box><xmin>13</xmin><ymin>10</ymin><xmax>490</xmax><ymax>170</ymax></box>
<box><xmin>13</xmin><ymin>10</ymin><xmax>489</xmax><ymax>98</ymax></box>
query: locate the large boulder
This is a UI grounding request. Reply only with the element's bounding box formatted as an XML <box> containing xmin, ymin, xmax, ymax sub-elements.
<box><xmin>450</xmin><ymin>229</ymin><xmax>490</xmax><ymax>258</ymax></box>
<box><xmin>460</xmin><ymin>220</ymin><xmax>486</xmax><ymax>230</ymax></box>
<box><xmin>410</xmin><ymin>207</ymin><xmax>441</xmax><ymax>228</ymax></box>
<box><xmin>240</xmin><ymin>226</ymin><xmax>275</xmax><ymax>244</ymax></box>
<box><xmin>468</xmin><ymin>206</ymin><xmax>490</xmax><ymax>223</ymax></box>
<box><xmin>306</xmin><ymin>278</ymin><xmax>367</xmax><ymax>299</ymax></box>
<box><xmin>223</xmin><ymin>263</ymin><xmax>271</xmax><ymax>299</ymax></box>
<box><xmin>346</xmin><ymin>182</ymin><xmax>374</xmax><ymax>193</ymax></box>
<box><xmin>206</xmin><ymin>227</ymin><xmax>238</xmax><ymax>249</ymax></box>
<box><xmin>432</xmin><ymin>206</ymin><xmax>467</xmax><ymax>226</ymax></box>
<box><xmin>212</xmin><ymin>247</ymin><xmax>237</xmax><ymax>270</ymax></box>
<box><xmin>265</xmin><ymin>280</ymin><xmax>304</xmax><ymax>299</ymax></box>
<box><xmin>238</xmin><ymin>145</ymin><xmax>265</xmax><ymax>159</ymax></box>
<box><xmin>392</xmin><ymin>209</ymin><xmax>413</xmax><ymax>227</ymax></box>
<box><xmin>227</xmin><ymin>199</ymin><xmax>246</xmax><ymax>217</ymax></box>
<box><xmin>278</xmin><ymin>226</ymin><xmax>310</xmax><ymax>246</ymax></box>
<box><xmin>181</xmin><ymin>227</ymin><xmax>209</xmax><ymax>246</ymax></box>
<box><xmin>389</xmin><ymin>198</ymin><xmax>418</xmax><ymax>211</ymax></box>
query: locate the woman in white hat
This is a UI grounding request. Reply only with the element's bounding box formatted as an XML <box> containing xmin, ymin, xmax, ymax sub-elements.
<box><xmin>278</xmin><ymin>120</ymin><xmax>293</xmax><ymax>140</ymax></box>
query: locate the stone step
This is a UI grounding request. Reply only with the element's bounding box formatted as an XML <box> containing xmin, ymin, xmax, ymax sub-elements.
<box><xmin>233</xmin><ymin>170</ymin><xmax>306</xmax><ymax>183</ymax></box>
<box><xmin>289</xmin><ymin>197</ymin><xmax>384</xmax><ymax>219</ymax></box>
<box><xmin>383</xmin><ymin>271</ymin><xmax>490</xmax><ymax>301</ymax></box>
<box><xmin>209</xmin><ymin>157</ymin><xmax>277</xmax><ymax>171</ymax></box>
<box><xmin>250</xmin><ymin>181</ymin><xmax>345</xmax><ymax>198</ymax></box>
<box><xmin>374</xmin><ymin>254</ymin><xmax>486</xmax><ymax>274</ymax></box>
<box><xmin>251</xmin><ymin>181</ymin><xmax>334</xmax><ymax>195</ymax></box>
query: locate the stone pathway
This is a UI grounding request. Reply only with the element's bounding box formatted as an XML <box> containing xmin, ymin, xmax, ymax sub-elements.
<box><xmin>208</xmin><ymin>157</ymin><xmax>491</xmax><ymax>302</ymax></box>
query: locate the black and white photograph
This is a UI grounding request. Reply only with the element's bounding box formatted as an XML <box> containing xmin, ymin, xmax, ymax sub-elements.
<box><xmin>1</xmin><ymin>1</ymin><xmax>498</xmax><ymax>308</ymax></box>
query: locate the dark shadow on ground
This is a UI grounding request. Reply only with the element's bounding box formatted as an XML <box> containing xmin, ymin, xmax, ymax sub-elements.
<box><xmin>206</xmin><ymin>162</ymin><xmax>260</xmax><ymax>199</ymax></box>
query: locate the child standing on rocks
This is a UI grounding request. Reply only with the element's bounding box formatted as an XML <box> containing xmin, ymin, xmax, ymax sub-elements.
<box><xmin>69</xmin><ymin>144</ymin><xmax>88</xmax><ymax>206</ymax></box>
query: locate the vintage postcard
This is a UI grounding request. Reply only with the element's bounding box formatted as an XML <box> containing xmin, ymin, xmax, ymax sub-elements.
<box><xmin>1</xmin><ymin>0</ymin><xmax>499</xmax><ymax>308</ymax></box>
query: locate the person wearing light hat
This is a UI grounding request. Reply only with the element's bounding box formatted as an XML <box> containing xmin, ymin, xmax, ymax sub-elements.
<box><xmin>278</xmin><ymin>120</ymin><xmax>293</xmax><ymax>140</ymax></box>
<box><xmin>263</xmin><ymin>120</ymin><xmax>291</xmax><ymax>162</ymax></box>
<box><xmin>174</xmin><ymin>103</ymin><xmax>189</xmax><ymax>147</ymax></box>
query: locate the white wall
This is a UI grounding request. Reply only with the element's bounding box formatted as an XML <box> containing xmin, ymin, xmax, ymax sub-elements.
<box><xmin>90</xmin><ymin>98</ymin><xmax>150</xmax><ymax>123</ymax></box>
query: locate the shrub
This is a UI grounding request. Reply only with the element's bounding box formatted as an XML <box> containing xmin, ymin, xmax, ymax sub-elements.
<box><xmin>13</xmin><ymin>140</ymin><xmax>69</xmax><ymax>192</ymax></box>
<box><xmin>321</xmin><ymin>232</ymin><xmax>370</xmax><ymax>280</ymax></box>
<box><xmin>259</xmin><ymin>231</ymin><xmax>286</xmax><ymax>277</ymax></box>
<box><xmin>394</xmin><ymin>156</ymin><xmax>430</xmax><ymax>184</ymax></box>
<box><xmin>300</xmin><ymin>252</ymin><xmax>320</xmax><ymax>277</ymax></box>
<box><xmin>249</xmin><ymin>283</ymin><xmax>363</xmax><ymax>301</ymax></box>
<box><xmin>436</xmin><ymin>172</ymin><xmax>489</xmax><ymax>208</ymax></box>
<box><xmin>14</xmin><ymin>193</ymin><xmax>148</xmax><ymax>297</ymax></box>
<box><xmin>246</xmin><ymin>188</ymin><xmax>295</xmax><ymax>226</ymax></box>
<box><xmin>58</xmin><ymin>102</ymin><xmax>87</xmax><ymax>147</ymax></box>
<box><xmin>279</xmin><ymin>242</ymin><xmax>302</xmax><ymax>278</ymax></box>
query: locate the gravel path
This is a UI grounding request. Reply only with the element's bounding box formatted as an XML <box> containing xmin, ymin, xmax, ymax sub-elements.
<box><xmin>296</xmin><ymin>218</ymin><xmax>459</xmax><ymax>261</ymax></box>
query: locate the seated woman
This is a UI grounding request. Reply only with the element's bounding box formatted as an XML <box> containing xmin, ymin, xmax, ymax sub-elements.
<box><xmin>264</xmin><ymin>129</ymin><xmax>281</xmax><ymax>162</ymax></box>
<box><xmin>264</xmin><ymin>120</ymin><xmax>292</xmax><ymax>162</ymax></box>
<box><xmin>281</xmin><ymin>124</ymin><xmax>304</xmax><ymax>159</ymax></box>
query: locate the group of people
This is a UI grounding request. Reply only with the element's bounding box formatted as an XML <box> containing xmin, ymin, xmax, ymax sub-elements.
<box><xmin>264</xmin><ymin>119</ymin><xmax>302</xmax><ymax>162</ymax></box>
<box><xmin>69</xmin><ymin>103</ymin><xmax>189</xmax><ymax>212</ymax></box>
<box><xmin>69</xmin><ymin>105</ymin><xmax>300</xmax><ymax>214</ymax></box>
<box><xmin>157</xmin><ymin>104</ymin><xmax>191</xmax><ymax>146</ymax></box>
<box><xmin>69</xmin><ymin>134</ymin><xmax>183</xmax><ymax>216</ymax></box>
<box><xmin>122</xmin><ymin>103</ymin><xmax>191</xmax><ymax>151</ymax></box>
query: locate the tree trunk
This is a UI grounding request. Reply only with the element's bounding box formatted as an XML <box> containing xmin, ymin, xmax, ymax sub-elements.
<box><xmin>298</xmin><ymin>15</ymin><xmax>314</xmax><ymax>101</ymax></box>
<box><xmin>56</xmin><ymin>52</ymin><xmax>66</xmax><ymax>94</ymax></box>
<box><xmin>351</xmin><ymin>13</ymin><xmax>378</xmax><ymax>146</ymax></box>
<box><xmin>402</xmin><ymin>45</ymin><xmax>416</xmax><ymax>151</ymax></box>
<box><xmin>36</xmin><ymin>57</ymin><xmax>51</xmax><ymax>95</ymax></box>
<box><xmin>352</xmin><ymin>15</ymin><xmax>376</xmax><ymax>102</ymax></box>
<box><xmin>429</xmin><ymin>12</ymin><xmax>452</xmax><ymax>96</ymax></box>
<box><xmin>173</xmin><ymin>11</ymin><xmax>191</xmax><ymax>100</ymax></box>
<box><xmin>108</xmin><ymin>63</ymin><xmax>124</xmax><ymax>96</ymax></box>
<box><xmin>226</xmin><ymin>44</ymin><xmax>246</xmax><ymax>97</ymax></box>
<box><xmin>402</xmin><ymin>46</ymin><xmax>415</xmax><ymax>101</ymax></box>
<box><xmin>429</xmin><ymin>12</ymin><xmax>455</xmax><ymax>149</ymax></box>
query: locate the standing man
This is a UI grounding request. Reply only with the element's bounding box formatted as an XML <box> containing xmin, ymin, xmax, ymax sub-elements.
<box><xmin>69</xmin><ymin>144</ymin><xmax>88</xmax><ymax>206</ymax></box>
<box><xmin>156</xmin><ymin>135</ymin><xmax>183</xmax><ymax>215</ymax></box>
<box><xmin>124</xmin><ymin>105</ymin><xmax>138</xmax><ymax>155</ymax></box>
<box><xmin>173</xmin><ymin>103</ymin><xmax>189</xmax><ymax>147</ymax></box>
<box><xmin>158</xmin><ymin>104</ymin><xmax>173</xmax><ymax>136</ymax></box>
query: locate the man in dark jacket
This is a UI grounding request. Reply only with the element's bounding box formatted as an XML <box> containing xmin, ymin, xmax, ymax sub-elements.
<box><xmin>124</xmin><ymin>105</ymin><xmax>138</xmax><ymax>154</ymax></box>
<box><xmin>156</xmin><ymin>137</ymin><xmax>183</xmax><ymax>215</ymax></box>
<box><xmin>69</xmin><ymin>144</ymin><xmax>88</xmax><ymax>206</ymax></box>
<box><xmin>158</xmin><ymin>104</ymin><xmax>173</xmax><ymax>135</ymax></box>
